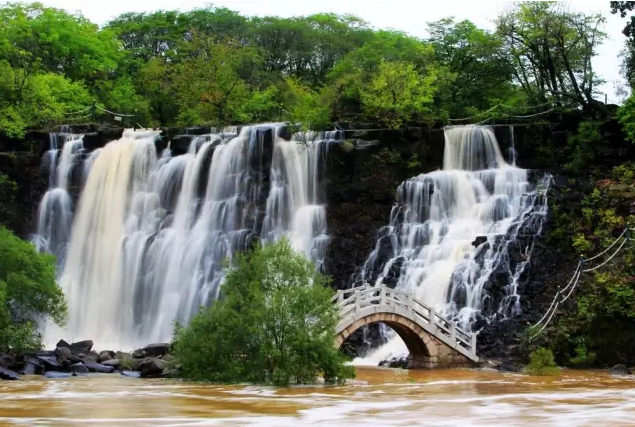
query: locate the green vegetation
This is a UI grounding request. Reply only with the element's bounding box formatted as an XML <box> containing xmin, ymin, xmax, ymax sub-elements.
<box><xmin>525</xmin><ymin>347</ymin><xmax>559</xmax><ymax>376</ymax></box>
<box><xmin>172</xmin><ymin>239</ymin><xmax>354</xmax><ymax>386</ymax></box>
<box><xmin>0</xmin><ymin>227</ymin><xmax>66</xmax><ymax>353</ymax></box>
<box><xmin>0</xmin><ymin>1</ymin><xmax>617</xmax><ymax>137</ymax></box>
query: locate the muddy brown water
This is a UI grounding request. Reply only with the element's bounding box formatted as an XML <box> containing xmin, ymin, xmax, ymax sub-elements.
<box><xmin>1</xmin><ymin>367</ymin><xmax>634</xmax><ymax>426</ymax></box>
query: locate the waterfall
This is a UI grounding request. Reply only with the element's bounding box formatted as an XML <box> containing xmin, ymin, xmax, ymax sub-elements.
<box><xmin>41</xmin><ymin>125</ymin><xmax>334</xmax><ymax>350</ymax></box>
<box><xmin>262</xmin><ymin>130</ymin><xmax>339</xmax><ymax>270</ymax></box>
<box><xmin>355</xmin><ymin>125</ymin><xmax>549</xmax><ymax>363</ymax></box>
<box><xmin>32</xmin><ymin>126</ymin><xmax>85</xmax><ymax>265</ymax></box>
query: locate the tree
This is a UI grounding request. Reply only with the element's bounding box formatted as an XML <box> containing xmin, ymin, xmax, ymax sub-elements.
<box><xmin>496</xmin><ymin>2</ymin><xmax>606</xmax><ymax>109</ymax></box>
<box><xmin>427</xmin><ymin>18</ymin><xmax>512</xmax><ymax>117</ymax></box>
<box><xmin>611</xmin><ymin>2</ymin><xmax>635</xmax><ymax>89</ymax></box>
<box><xmin>172</xmin><ymin>239</ymin><xmax>354</xmax><ymax>385</ymax></box>
<box><xmin>0</xmin><ymin>227</ymin><xmax>66</xmax><ymax>353</ymax></box>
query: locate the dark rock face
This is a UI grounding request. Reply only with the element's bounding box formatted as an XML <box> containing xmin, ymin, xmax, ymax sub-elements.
<box><xmin>610</xmin><ymin>364</ymin><xmax>632</xmax><ymax>375</ymax></box>
<box><xmin>379</xmin><ymin>357</ymin><xmax>408</xmax><ymax>369</ymax></box>
<box><xmin>55</xmin><ymin>347</ymin><xmax>72</xmax><ymax>359</ymax></box>
<box><xmin>80</xmin><ymin>358</ymin><xmax>115</xmax><ymax>373</ymax></box>
<box><xmin>37</xmin><ymin>356</ymin><xmax>63</xmax><ymax>370</ymax></box>
<box><xmin>139</xmin><ymin>357</ymin><xmax>165</xmax><ymax>378</ymax></box>
<box><xmin>70</xmin><ymin>363</ymin><xmax>89</xmax><ymax>374</ymax></box>
<box><xmin>98</xmin><ymin>352</ymin><xmax>112</xmax><ymax>363</ymax></box>
<box><xmin>70</xmin><ymin>340</ymin><xmax>94</xmax><ymax>353</ymax></box>
<box><xmin>0</xmin><ymin>354</ymin><xmax>15</xmax><ymax>368</ymax></box>
<box><xmin>101</xmin><ymin>359</ymin><xmax>120</xmax><ymax>367</ymax></box>
<box><xmin>21</xmin><ymin>363</ymin><xmax>38</xmax><ymax>375</ymax></box>
<box><xmin>142</xmin><ymin>343</ymin><xmax>170</xmax><ymax>357</ymax></box>
<box><xmin>0</xmin><ymin>367</ymin><xmax>20</xmax><ymax>380</ymax></box>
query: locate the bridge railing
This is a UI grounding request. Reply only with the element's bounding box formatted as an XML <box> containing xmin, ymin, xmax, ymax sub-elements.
<box><xmin>332</xmin><ymin>284</ymin><xmax>477</xmax><ymax>358</ymax></box>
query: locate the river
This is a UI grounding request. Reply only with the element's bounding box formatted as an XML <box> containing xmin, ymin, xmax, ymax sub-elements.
<box><xmin>1</xmin><ymin>367</ymin><xmax>633</xmax><ymax>426</ymax></box>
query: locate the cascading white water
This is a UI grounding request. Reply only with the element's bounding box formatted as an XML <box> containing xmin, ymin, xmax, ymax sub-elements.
<box><xmin>262</xmin><ymin>131</ymin><xmax>339</xmax><ymax>270</ymax></box>
<box><xmin>32</xmin><ymin>126</ymin><xmax>84</xmax><ymax>265</ymax></box>
<box><xmin>355</xmin><ymin>125</ymin><xmax>549</xmax><ymax>363</ymax></box>
<box><xmin>43</xmin><ymin>124</ymin><xmax>335</xmax><ymax>350</ymax></box>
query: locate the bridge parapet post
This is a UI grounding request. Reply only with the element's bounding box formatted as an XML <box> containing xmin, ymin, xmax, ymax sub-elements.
<box><xmin>354</xmin><ymin>290</ymin><xmax>360</xmax><ymax>312</ymax></box>
<box><xmin>450</xmin><ymin>321</ymin><xmax>456</xmax><ymax>343</ymax></box>
<box><xmin>470</xmin><ymin>332</ymin><xmax>477</xmax><ymax>356</ymax></box>
<box><xmin>380</xmin><ymin>285</ymin><xmax>386</xmax><ymax>305</ymax></box>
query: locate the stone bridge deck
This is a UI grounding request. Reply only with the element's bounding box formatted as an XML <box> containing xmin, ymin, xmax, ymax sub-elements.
<box><xmin>332</xmin><ymin>284</ymin><xmax>479</xmax><ymax>368</ymax></box>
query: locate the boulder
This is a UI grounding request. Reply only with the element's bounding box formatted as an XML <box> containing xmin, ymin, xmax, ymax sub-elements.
<box><xmin>121</xmin><ymin>370</ymin><xmax>141</xmax><ymax>378</ymax></box>
<box><xmin>56</xmin><ymin>339</ymin><xmax>71</xmax><ymax>349</ymax></box>
<box><xmin>132</xmin><ymin>357</ymin><xmax>144</xmax><ymax>371</ymax></box>
<box><xmin>21</xmin><ymin>363</ymin><xmax>38</xmax><ymax>375</ymax></box>
<box><xmin>80</xmin><ymin>358</ymin><xmax>115</xmax><ymax>374</ymax></box>
<box><xmin>69</xmin><ymin>363</ymin><xmax>89</xmax><ymax>374</ymax></box>
<box><xmin>0</xmin><ymin>367</ymin><xmax>20</xmax><ymax>380</ymax></box>
<box><xmin>139</xmin><ymin>357</ymin><xmax>165</xmax><ymax>377</ymax></box>
<box><xmin>55</xmin><ymin>347</ymin><xmax>72</xmax><ymax>359</ymax></box>
<box><xmin>98</xmin><ymin>352</ymin><xmax>112</xmax><ymax>363</ymax></box>
<box><xmin>56</xmin><ymin>356</ymin><xmax>69</xmax><ymax>367</ymax></box>
<box><xmin>37</xmin><ymin>356</ymin><xmax>63</xmax><ymax>370</ymax></box>
<box><xmin>24</xmin><ymin>356</ymin><xmax>42</xmax><ymax>367</ymax></box>
<box><xmin>0</xmin><ymin>353</ymin><xmax>15</xmax><ymax>369</ymax></box>
<box><xmin>131</xmin><ymin>349</ymin><xmax>146</xmax><ymax>359</ymax></box>
<box><xmin>44</xmin><ymin>371</ymin><xmax>71</xmax><ymax>379</ymax></box>
<box><xmin>161</xmin><ymin>354</ymin><xmax>175</xmax><ymax>362</ymax></box>
<box><xmin>472</xmin><ymin>236</ymin><xmax>488</xmax><ymax>247</ymax></box>
<box><xmin>142</xmin><ymin>343</ymin><xmax>170</xmax><ymax>357</ymax></box>
<box><xmin>70</xmin><ymin>340</ymin><xmax>94</xmax><ymax>353</ymax></box>
<box><xmin>101</xmin><ymin>359</ymin><xmax>120</xmax><ymax>367</ymax></box>
<box><xmin>610</xmin><ymin>364</ymin><xmax>632</xmax><ymax>375</ymax></box>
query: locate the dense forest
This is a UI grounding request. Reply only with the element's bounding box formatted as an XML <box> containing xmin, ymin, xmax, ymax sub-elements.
<box><xmin>0</xmin><ymin>1</ymin><xmax>624</xmax><ymax>138</ymax></box>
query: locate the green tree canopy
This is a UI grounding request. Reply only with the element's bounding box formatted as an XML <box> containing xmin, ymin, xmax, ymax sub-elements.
<box><xmin>0</xmin><ymin>227</ymin><xmax>66</xmax><ymax>353</ymax></box>
<box><xmin>172</xmin><ymin>239</ymin><xmax>354</xmax><ymax>386</ymax></box>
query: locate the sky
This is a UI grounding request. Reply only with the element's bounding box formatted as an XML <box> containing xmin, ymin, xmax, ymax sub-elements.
<box><xmin>15</xmin><ymin>0</ymin><xmax>630</xmax><ymax>103</ymax></box>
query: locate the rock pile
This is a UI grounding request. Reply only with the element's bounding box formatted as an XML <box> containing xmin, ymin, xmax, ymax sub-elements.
<box><xmin>0</xmin><ymin>340</ymin><xmax>179</xmax><ymax>381</ymax></box>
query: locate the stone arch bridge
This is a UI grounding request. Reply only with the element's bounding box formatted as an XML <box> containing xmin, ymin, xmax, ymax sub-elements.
<box><xmin>332</xmin><ymin>284</ymin><xmax>479</xmax><ymax>369</ymax></box>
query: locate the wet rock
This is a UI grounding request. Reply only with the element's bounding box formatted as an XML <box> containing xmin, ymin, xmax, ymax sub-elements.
<box><xmin>378</xmin><ymin>357</ymin><xmax>408</xmax><ymax>369</ymax></box>
<box><xmin>70</xmin><ymin>363</ymin><xmax>89</xmax><ymax>374</ymax></box>
<box><xmin>80</xmin><ymin>358</ymin><xmax>115</xmax><ymax>373</ymax></box>
<box><xmin>0</xmin><ymin>353</ymin><xmax>15</xmax><ymax>369</ymax></box>
<box><xmin>131</xmin><ymin>349</ymin><xmax>146</xmax><ymax>359</ymax></box>
<box><xmin>142</xmin><ymin>343</ymin><xmax>170</xmax><ymax>357</ymax></box>
<box><xmin>56</xmin><ymin>339</ymin><xmax>71</xmax><ymax>349</ymax></box>
<box><xmin>37</xmin><ymin>356</ymin><xmax>63</xmax><ymax>370</ymax></box>
<box><xmin>121</xmin><ymin>370</ymin><xmax>141</xmax><ymax>378</ymax></box>
<box><xmin>139</xmin><ymin>357</ymin><xmax>165</xmax><ymax>377</ymax></box>
<box><xmin>21</xmin><ymin>363</ymin><xmax>38</xmax><ymax>375</ymax></box>
<box><xmin>98</xmin><ymin>352</ymin><xmax>112</xmax><ymax>363</ymax></box>
<box><xmin>57</xmin><ymin>356</ymin><xmax>69</xmax><ymax>367</ymax></box>
<box><xmin>70</xmin><ymin>340</ymin><xmax>93</xmax><ymax>353</ymax></box>
<box><xmin>0</xmin><ymin>367</ymin><xmax>20</xmax><ymax>380</ymax></box>
<box><xmin>55</xmin><ymin>347</ymin><xmax>72</xmax><ymax>359</ymax></box>
<box><xmin>44</xmin><ymin>371</ymin><xmax>71</xmax><ymax>379</ymax></box>
<box><xmin>132</xmin><ymin>357</ymin><xmax>144</xmax><ymax>371</ymax></box>
<box><xmin>610</xmin><ymin>364</ymin><xmax>631</xmax><ymax>375</ymax></box>
<box><xmin>101</xmin><ymin>359</ymin><xmax>120</xmax><ymax>367</ymax></box>
<box><xmin>161</xmin><ymin>354</ymin><xmax>175</xmax><ymax>362</ymax></box>
<box><xmin>472</xmin><ymin>236</ymin><xmax>488</xmax><ymax>247</ymax></box>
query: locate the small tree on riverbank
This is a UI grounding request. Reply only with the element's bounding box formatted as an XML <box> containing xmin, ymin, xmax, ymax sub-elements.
<box><xmin>0</xmin><ymin>227</ymin><xmax>67</xmax><ymax>353</ymax></box>
<box><xmin>172</xmin><ymin>239</ymin><xmax>355</xmax><ymax>385</ymax></box>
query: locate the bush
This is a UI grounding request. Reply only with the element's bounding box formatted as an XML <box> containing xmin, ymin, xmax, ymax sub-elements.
<box><xmin>0</xmin><ymin>227</ymin><xmax>67</xmax><ymax>353</ymax></box>
<box><xmin>525</xmin><ymin>347</ymin><xmax>559</xmax><ymax>376</ymax></box>
<box><xmin>172</xmin><ymin>239</ymin><xmax>355</xmax><ymax>386</ymax></box>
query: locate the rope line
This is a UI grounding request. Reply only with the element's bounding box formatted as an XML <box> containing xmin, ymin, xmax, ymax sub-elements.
<box><xmin>530</xmin><ymin>228</ymin><xmax>631</xmax><ymax>337</ymax></box>
<box><xmin>582</xmin><ymin>237</ymin><xmax>628</xmax><ymax>273</ymax></box>
<box><xmin>95</xmin><ymin>105</ymin><xmax>136</xmax><ymax>117</ymax></box>
<box><xmin>584</xmin><ymin>228</ymin><xmax>629</xmax><ymax>262</ymax></box>
<box><xmin>64</xmin><ymin>106</ymin><xmax>93</xmax><ymax>115</ymax></box>
<box><xmin>448</xmin><ymin>101</ymin><xmax>555</xmax><ymax>122</ymax></box>
<box><xmin>499</xmin><ymin>101</ymin><xmax>554</xmax><ymax>111</ymax></box>
<box><xmin>499</xmin><ymin>108</ymin><xmax>555</xmax><ymax>119</ymax></box>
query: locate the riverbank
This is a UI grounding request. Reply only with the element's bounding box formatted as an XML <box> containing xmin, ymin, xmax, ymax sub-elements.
<box><xmin>1</xmin><ymin>367</ymin><xmax>634</xmax><ymax>426</ymax></box>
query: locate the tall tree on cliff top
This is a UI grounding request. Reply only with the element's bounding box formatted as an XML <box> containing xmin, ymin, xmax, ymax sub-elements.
<box><xmin>427</xmin><ymin>18</ymin><xmax>513</xmax><ymax>118</ymax></box>
<box><xmin>496</xmin><ymin>2</ymin><xmax>606</xmax><ymax>109</ymax></box>
<box><xmin>610</xmin><ymin>1</ymin><xmax>635</xmax><ymax>89</ymax></box>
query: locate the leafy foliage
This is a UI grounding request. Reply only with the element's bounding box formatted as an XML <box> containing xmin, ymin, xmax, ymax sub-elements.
<box><xmin>525</xmin><ymin>347</ymin><xmax>559</xmax><ymax>375</ymax></box>
<box><xmin>173</xmin><ymin>239</ymin><xmax>354</xmax><ymax>386</ymax></box>
<box><xmin>0</xmin><ymin>227</ymin><xmax>66</xmax><ymax>353</ymax></box>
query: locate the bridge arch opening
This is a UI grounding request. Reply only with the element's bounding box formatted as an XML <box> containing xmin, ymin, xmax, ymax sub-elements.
<box><xmin>336</xmin><ymin>313</ymin><xmax>437</xmax><ymax>369</ymax></box>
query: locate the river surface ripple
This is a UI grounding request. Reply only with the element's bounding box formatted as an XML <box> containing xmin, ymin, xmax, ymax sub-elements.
<box><xmin>1</xmin><ymin>367</ymin><xmax>634</xmax><ymax>426</ymax></box>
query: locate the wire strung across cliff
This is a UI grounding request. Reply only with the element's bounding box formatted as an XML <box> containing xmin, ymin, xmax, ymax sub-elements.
<box><xmin>529</xmin><ymin>228</ymin><xmax>632</xmax><ymax>338</ymax></box>
<box><xmin>449</xmin><ymin>101</ymin><xmax>556</xmax><ymax>124</ymax></box>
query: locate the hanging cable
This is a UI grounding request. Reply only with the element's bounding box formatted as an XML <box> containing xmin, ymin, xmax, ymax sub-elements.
<box><xmin>64</xmin><ymin>106</ymin><xmax>93</xmax><ymax>115</ymax></box>
<box><xmin>560</xmin><ymin>270</ymin><xmax>582</xmax><ymax>303</ymax></box>
<box><xmin>499</xmin><ymin>108</ymin><xmax>555</xmax><ymax>119</ymax></box>
<box><xmin>499</xmin><ymin>101</ymin><xmax>554</xmax><ymax>111</ymax></box>
<box><xmin>584</xmin><ymin>228</ymin><xmax>629</xmax><ymax>262</ymax></box>
<box><xmin>582</xmin><ymin>237</ymin><xmax>628</xmax><ymax>273</ymax></box>
<box><xmin>448</xmin><ymin>105</ymin><xmax>500</xmax><ymax>122</ymax></box>
<box><xmin>94</xmin><ymin>105</ymin><xmax>136</xmax><ymax>117</ymax></box>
